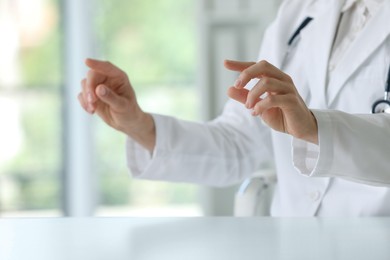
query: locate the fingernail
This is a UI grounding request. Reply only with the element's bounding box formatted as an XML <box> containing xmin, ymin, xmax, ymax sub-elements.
<box><xmin>245</xmin><ymin>101</ymin><xmax>250</xmax><ymax>108</ymax></box>
<box><xmin>234</xmin><ymin>79</ymin><xmax>242</xmax><ymax>88</ymax></box>
<box><xmin>99</xmin><ymin>86</ymin><xmax>107</xmax><ymax>96</ymax></box>
<box><xmin>251</xmin><ymin>110</ymin><xmax>257</xmax><ymax>116</ymax></box>
<box><xmin>87</xmin><ymin>92</ymin><xmax>93</xmax><ymax>103</ymax></box>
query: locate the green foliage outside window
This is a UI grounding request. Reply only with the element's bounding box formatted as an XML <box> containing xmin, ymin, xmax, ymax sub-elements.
<box><xmin>96</xmin><ymin>0</ymin><xmax>196</xmax><ymax>86</ymax></box>
<box><xmin>96</xmin><ymin>0</ymin><xmax>200</xmax><ymax>209</ymax></box>
<box><xmin>0</xmin><ymin>0</ymin><xmax>199</xmax><ymax>213</ymax></box>
<box><xmin>0</xmin><ymin>0</ymin><xmax>61</xmax><ymax>213</ymax></box>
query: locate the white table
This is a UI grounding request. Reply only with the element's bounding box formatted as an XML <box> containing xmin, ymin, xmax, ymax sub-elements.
<box><xmin>1</xmin><ymin>217</ymin><xmax>390</xmax><ymax>260</ymax></box>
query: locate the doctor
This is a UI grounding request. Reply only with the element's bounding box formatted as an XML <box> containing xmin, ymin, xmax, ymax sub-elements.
<box><xmin>79</xmin><ymin>0</ymin><xmax>390</xmax><ymax>216</ymax></box>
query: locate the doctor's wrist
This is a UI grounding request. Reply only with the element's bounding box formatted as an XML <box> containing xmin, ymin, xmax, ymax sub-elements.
<box><xmin>302</xmin><ymin>111</ymin><xmax>319</xmax><ymax>145</ymax></box>
<box><xmin>121</xmin><ymin>112</ymin><xmax>156</xmax><ymax>152</ymax></box>
<box><xmin>290</xmin><ymin>110</ymin><xmax>319</xmax><ymax>145</ymax></box>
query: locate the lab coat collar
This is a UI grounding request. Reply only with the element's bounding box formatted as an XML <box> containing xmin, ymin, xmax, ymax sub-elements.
<box><xmin>327</xmin><ymin>1</ymin><xmax>390</xmax><ymax>107</ymax></box>
<box><xmin>342</xmin><ymin>0</ymin><xmax>385</xmax><ymax>15</ymax></box>
<box><xmin>342</xmin><ymin>0</ymin><xmax>356</xmax><ymax>12</ymax></box>
<box><xmin>364</xmin><ymin>0</ymin><xmax>385</xmax><ymax>16</ymax></box>
<box><xmin>300</xmin><ymin>0</ymin><xmax>343</xmax><ymax>109</ymax></box>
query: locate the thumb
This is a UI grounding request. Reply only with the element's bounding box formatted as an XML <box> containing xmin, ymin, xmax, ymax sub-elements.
<box><xmin>95</xmin><ymin>84</ymin><xmax>124</xmax><ymax>111</ymax></box>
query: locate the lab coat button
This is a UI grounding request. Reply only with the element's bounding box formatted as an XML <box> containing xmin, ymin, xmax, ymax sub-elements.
<box><xmin>309</xmin><ymin>191</ymin><xmax>321</xmax><ymax>202</ymax></box>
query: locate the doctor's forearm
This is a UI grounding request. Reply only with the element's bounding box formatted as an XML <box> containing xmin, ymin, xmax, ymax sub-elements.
<box><xmin>121</xmin><ymin>112</ymin><xmax>156</xmax><ymax>152</ymax></box>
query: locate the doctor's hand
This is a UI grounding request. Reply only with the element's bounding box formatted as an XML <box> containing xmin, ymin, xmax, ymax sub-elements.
<box><xmin>224</xmin><ymin>59</ymin><xmax>318</xmax><ymax>145</ymax></box>
<box><xmin>78</xmin><ymin>58</ymin><xmax>156</xmax><ymax>151</ymax></box>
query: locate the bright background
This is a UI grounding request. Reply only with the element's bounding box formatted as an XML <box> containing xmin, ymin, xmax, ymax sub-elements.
<box><xmin>0</xmin><ymin>0</ymin><xmax>280</xmax><ymax>217</ymax></box>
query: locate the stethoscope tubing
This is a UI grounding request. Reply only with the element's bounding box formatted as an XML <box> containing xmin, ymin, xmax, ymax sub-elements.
<box><xmin>386</xmin><ymin>65</ymin><xmax>390</xmax><ymax>93</ymax></box>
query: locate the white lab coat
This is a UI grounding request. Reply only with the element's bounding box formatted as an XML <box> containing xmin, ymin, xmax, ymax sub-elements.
<box><xmin>127</xmin><ymin>0</ymin><xmax>390</xmax><ymax>216</ymax></box>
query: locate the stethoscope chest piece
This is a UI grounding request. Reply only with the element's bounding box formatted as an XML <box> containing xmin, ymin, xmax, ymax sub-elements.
<box><xmin>372</xmin><ymin>99</ymin><xmax>390</xmax><ymax>114</ymax></box>
<box><xmin>372</xmin><ymin>66</ymin><xmax>390</xmax><ymax>114</ymax></box>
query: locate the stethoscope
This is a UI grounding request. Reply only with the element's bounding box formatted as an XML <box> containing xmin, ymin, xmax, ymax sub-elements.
<box><xmin>372</xmin><ymin>67</ymin><xmax>390</xmax><ymax>114</ymax></box>
<box><xmin>287</xmin><ymin>17</ymin><xmax>390</xmax><ymax>114</ymax></box>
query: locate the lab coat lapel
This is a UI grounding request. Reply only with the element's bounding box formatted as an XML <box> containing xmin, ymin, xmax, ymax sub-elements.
<box><xmin>302</xmin><ymin>0</ymin><xmax>343</xmax><ymax>109</ymax></box>
<box><xmin>327</xmin><ymin>2</ymin><xmax>390</xmax><ymax>107</ymax></box>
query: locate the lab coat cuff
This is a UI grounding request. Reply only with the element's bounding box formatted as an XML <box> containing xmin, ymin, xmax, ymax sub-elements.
<box><xmin>292</xmin><ymin>110</ymin><xmax>333</xmax><ymax>177</ymax></box>
<box><xmin>126</xmin><ymin>114</ymin><xmax>165</xmax><ymax>177</ymax></box>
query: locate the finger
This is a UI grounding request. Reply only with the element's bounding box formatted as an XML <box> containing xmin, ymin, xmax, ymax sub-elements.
<box><xmin>227</xmin><ymin>87</ymin><xmax>249</xmax><ymax>104</ymax></box>
<box><xmin>81</xmin><ymin>78</ymin><xmax>87</xmax><ymax>101</ymax></box>
<box><xmin>227</xmin><ymin>86</ymin><xmax>262</xmax><ymax>108</ymax></box>
<box><xmin>95</xmin><ymin>84</ymin><xmax>126</xmax><ymax>112</ymax></box>
<box><xmin>246</xmin><ymin>77</ymin><xmax>290</xmax><ymax>109</ymax></box>
<box><xmin>85</xmin><ymin>58</ymin><xmax>125</xmax><ymax>78</ymax></box>
<box><xmin>81</xmin><ymin>78</ymin><xmax>91</xmax><ymax>103</ymax></box>
<box><xmin>252</xmin><ymin>94</ymin><xmax>291</xmax><ymax>116</ymax></box>
<box><xmin>236</xmin><ymin>60</ymin><xmax>291</xmax><ymax>89</ymax></box>
<box><xmin>86</xmin><ymin>69</ymin><xmax>107</xmax><ymax>104</ymax></box>
<box><xmin>224</xmin><ymin>60</ymin><xmax>256</xmax><ymax>89</ymax></box>
<box><xmin>82</xmin><ymin>78</ymin><xmax>96</xmax><ymax>113</ymax></box>
<box><xmin>78</xmin><ymin>92</ymin><xmax>93</xmax><ymax>114</ymax></box>
<box><xmin>224</xmin><ymin>60</ymin><xmax>256</xmax><ymax>72</ymax></box>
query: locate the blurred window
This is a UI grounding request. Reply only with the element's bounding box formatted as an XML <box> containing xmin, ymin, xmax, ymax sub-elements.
<box><xmin>95</xmin><ymin>0</ymin><xmax>201</xmax><ymax>216</ymax></box>
<box><xmin>0</xmin><ymin>0</ymin><xmax>62</xmax><ymax>217</ymax></box>
<box><xmin>0</xmin><ymin>0</ymin><xmax>201</xmax><ymax>217</ymax></box>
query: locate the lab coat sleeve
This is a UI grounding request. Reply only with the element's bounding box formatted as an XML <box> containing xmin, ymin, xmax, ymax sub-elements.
<box><xmin>125</xmin><ymin>0</ymin><xmax>308</xmax><ymax>186</ymax></box>
<box><xmin>292</xmin><ymin>109</ymin><xmax>390</xmax><ymax>187</ymax></box>
<box><xmin>126</xmin><ymin>100</ymin><xmax>273</xmax><ymax>187</ymax></box>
